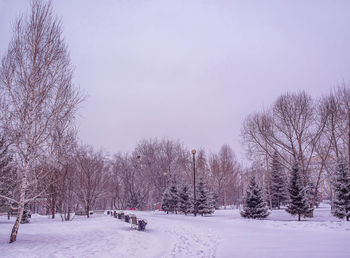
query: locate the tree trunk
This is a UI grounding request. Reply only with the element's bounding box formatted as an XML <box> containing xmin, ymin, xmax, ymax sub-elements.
<box><xmin>10</xmin><ymin>207</ymin><xmax>23</xmax><ymax>243</ymax></box>
<box><xmin>68</xmin><ymin>208</ymin><xmax>70</xmax><ymax>221</ymax></box>
<box><xmin>265</xmin><ymin>150</ymin><xmax>272</xmax><ymax>210</ymax></box>
<box><xmin>224</xmin><ymin>191</ymin><xmax>227</xmax><ymax>209</ymax></box>
<box><xmin>9</xmin><ymin>174</ymin><xmax>27</xmax><ymax>243</ymax></box>
<box><xmin>86</xmin><ymin>205</ymin><xmax>90</xmax><ymax>218</ymax></box>
<box><xmin>298</xmin><ymin>214</ymin><xmax>301</xmax><ymax>221</ymax></box>
<box><xmin>51</xmin><ymin>196</ymin><xmax>56</xmax><ymax>219</ymax></box>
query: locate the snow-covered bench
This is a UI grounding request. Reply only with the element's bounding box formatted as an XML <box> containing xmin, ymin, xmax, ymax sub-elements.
<box><xmin>130</xmin><ymin>214</ymin><xmax>138</xmax><ymax>229</ymax></box>
<box><xmin>113</xmin><ymin>211</ymin><xmax>148</xmax><ymax>231</ymax></box>
<box><xmin>137</xmin><ymin>219</ymin><xmax>147</xmax><ymax>231</ymax></box>
<box><xmin>75</xmin><ymin>211</ymin><xmax>93</xmax><ymax>216</ymax></box>
<box><xmin>118</xmin><ymin>212</ymin><xmax>124</xmax><ymax>220</ymax></box>
<box><xmin>128</xmin><ymin>214</ymin><xmax>147</xmax><ymax>231</ymax></box>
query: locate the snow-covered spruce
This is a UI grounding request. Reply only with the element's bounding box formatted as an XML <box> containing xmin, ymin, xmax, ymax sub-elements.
<box><xmin>286</xmin><ymin>162</ymin><xmax>312</xmax><ymax>221</ymax></box>
<box><xmin>161</xmin><ymin>187</ymin><xmax>171</xmax><ymax>214</ymax></box>
<box><xmin>195</xmin><ymin>178</ymin><xmax>215</xmax><ymax>216</ymax></box>
<box><xmin>270</xmin><ymin>152</ymin><xmax>288</xmax><ymax>209</ymax></box>
<box><xmin>161</xmin><ymin>181</ymin><xmax>179</xmax><ymax>214</ymax></box>
<box><xmin>179</xmin><ymin>184</ymin><xmax>192</xmax><ymax>215</ymax></box>
<box><xmin>240</xmin><ymin>176</ymin><xmax>270</xmax><ymax>219</ymax></box>
<box><xmin>332</xmin><ymin>158</ymin><xmax>350</xmax><ymax>221</ymax></box>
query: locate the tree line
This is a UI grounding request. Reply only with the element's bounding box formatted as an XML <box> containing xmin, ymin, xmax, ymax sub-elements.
<box><xmin>161</xmin><ymin>178</ymin><xmax>216</xmax><ymax>216</ymax></box>
<box><xmin>241</xmin><ymin>88</ymin><xmax>350</xmax><ymax>221</ymax></box>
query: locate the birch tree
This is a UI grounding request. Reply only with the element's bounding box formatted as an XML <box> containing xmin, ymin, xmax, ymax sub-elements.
<box><xmin>0</xmin><ymin>1</ymin><xmax>81</xmax><ymax>242</ymax></box>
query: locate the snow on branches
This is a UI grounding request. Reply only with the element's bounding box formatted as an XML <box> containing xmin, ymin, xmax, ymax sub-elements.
<box><xmin>241</xmin><ymin>176</ymin><xmax>270</xmax><ymax>219</ymax></box>
<box><xmin>332</xmin><ymin>159</ymin><xmax>350</xmax><ymax>221</ymax></box>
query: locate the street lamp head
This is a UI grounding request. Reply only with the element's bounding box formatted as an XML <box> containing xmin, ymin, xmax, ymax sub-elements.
<box><xmin>191</xmin><ymin>149</ymin><xmax>196</xmax><ymax>155</ymax></box>
<box><xmin>163</xmin><ymin>172</ymin><xmax>167</xmax><ymax>176</ymax></box>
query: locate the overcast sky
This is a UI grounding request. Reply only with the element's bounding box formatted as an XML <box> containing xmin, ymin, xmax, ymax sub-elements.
<box><xmin>1</xmin><ymin>0</ymin><xmax>350</xmax><ymax>160</ymax></box>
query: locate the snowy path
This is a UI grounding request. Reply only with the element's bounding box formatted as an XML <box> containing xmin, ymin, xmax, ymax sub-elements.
<box><xmin>140</xmin><ymin>213</ymin><xmax>218</xmax><ymax>258</ymax></box>
<box><xmin>138</xmin><ymin>208</ymin><xmax>350</xmax><ymax>258</ymax></box>
<box><xmin>1</xmin><ymin>208</ymin><xmax>350</xmax><ymax>258</ymax></box>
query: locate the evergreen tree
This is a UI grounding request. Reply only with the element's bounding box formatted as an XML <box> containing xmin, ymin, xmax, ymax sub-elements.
<box><xmin>332</xmin><ymin>159</ymin><xmax>350</xmax><ymax>221</ymax></box>
<box><xmin>0</xmin><ymin>137</ymin><xmax>17</xmax><ymax>211</ymax></box>
<box><xmin>161</xmin><ymin>181</ymin><xmax>179</xmax><ymax>214</ymax></box>
<box><xmin>286</xmin><ymin>162</ymin><xmax>311</xmax><ymax>221</ymax></box>
<box><xmin>270</xmin><ymin>152</ymin><xmax>287</xmax><ymax>209</ymax></box>
<box><xmin>168</xmin><ymin>182</ymin><xmax>179</xmax><ymax>213</ymax></box>
<box><xmin>161</xmin><ymin>187</ymin><xmax>171</xmax><ymax>214</ymax></box>
<box><xmin>240</xmin><ymin>176</ymin><xmax>270</xmax><ymax>219</ymax></box>
<box><xmin>179</xmin><ymin>184</ymin><xmax>192</xmax><ymax>215</ymax></box>
<box><xmin>195</xmin><ymin>178</ymin><xmax>215</xmax><ymax>216</ymax></box>
<box><xmin>211</xmin><ymin>192</ymin><xmax>219</xmax><ymax>210</ymax></box>
<box><xmin>169</xmin><ymin>182</ymin><xmax>180</xmax><ymax>214</ymax></box>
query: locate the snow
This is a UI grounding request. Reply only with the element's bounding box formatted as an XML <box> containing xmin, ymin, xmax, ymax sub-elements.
<box><xmin>1</xmin><ymin>206</ymin><xmax>350</xmax><ymax>258</ymax></box>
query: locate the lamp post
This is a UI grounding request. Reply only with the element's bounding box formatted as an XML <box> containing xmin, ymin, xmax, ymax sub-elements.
<box><xmin>192</xmin><ymin>149</ymin><xmax>197</xmax><ymax>216</ymax></box>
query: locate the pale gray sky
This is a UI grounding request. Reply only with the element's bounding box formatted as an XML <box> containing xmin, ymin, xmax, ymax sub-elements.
<box><xmin>1</xmin><ymin>0</ymin><xmax>349</xmax><ymax>160</ymax></box>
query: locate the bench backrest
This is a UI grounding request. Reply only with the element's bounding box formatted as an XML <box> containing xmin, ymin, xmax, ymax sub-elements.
<box><xmin>131</xmin><ymin>215</ymin><xmax>137</xmax><ymax>225</ymax></box>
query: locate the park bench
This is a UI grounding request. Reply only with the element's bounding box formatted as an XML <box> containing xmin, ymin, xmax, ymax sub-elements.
<box><xmin>129</xmin><ymin>214</ymin><xmax>147</xmax><ymax>231</ymax></box>
<box><xmin>106</xmin><ymin>210</ymin><xmax>114</xmax><ymax>216</ymax></box>
<box><xmin>130</xmin><ymin>214</ymin><xmax>138</xmax><ymax>229</ymax></box>
<box><xmin>75</xmin><ymin>211</ymin><xmax>86</xmax><ymax>216</ymax></box>
<box><xmin>137</xmin><ymin>219</ymin><xmax>147</xmax><ymax>231</ymax></box>
<box><xmin>112</xmin><ymin>211</ymin><xmax>147</xmax><ymax>231</ymax></box>
<box><xmin>75</xmin><ymin>211</ymin><xmax>94</xmax><ymax>216</ymax></box>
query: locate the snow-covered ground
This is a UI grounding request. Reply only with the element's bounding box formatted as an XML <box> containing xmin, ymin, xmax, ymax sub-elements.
<box><xmin>1</xmin><ymin>206</ymin><xmax>349</xmax><ymax>258</ymax></box>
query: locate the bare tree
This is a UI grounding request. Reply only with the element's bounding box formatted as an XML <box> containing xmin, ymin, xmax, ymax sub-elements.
<box><xmin>74</xmin><ymin>146</ymin><xmax>107</xmax><ymax>218</ymax></box>
<box><xmin>242</xmin><ymin>91</ymin><xmax>329</xmax><ymax>216</ymax></box>
<box><xmin>208</xmin><ymin>145</ymin><xmax>239</xmax><ymax>208</ymax></box>
<box><xmin>57</xmin><ymin>162</ymin><xmax>77</xmax><ymax>221</ymax></box>
<box><xmin>49</xmin><ymin>129</ymin><xmax>78</xmax><ymax>220</ymax></box>
<box><xmin>0</xmin><ymin>1</ymin><xmax>81</xmax><ymax>242</ymax></box>
<box><xmin>110</xmin><ymin>153</ymin><xmax>130</xmax><ymax>210</ymax></box>
<box><xmin>314</xmin><ymin>84</ymin><xmax>350</xmax><ymax>206</ymax></box>
<box><xmin>333</xmin><ymin>84</ymin><xmax>350</xmax><ymax>161</ymax></box>
<box><xmin>242</xmin><ymin>91</ymin><xmax>326</xmax><ymax>179</ymax></box>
